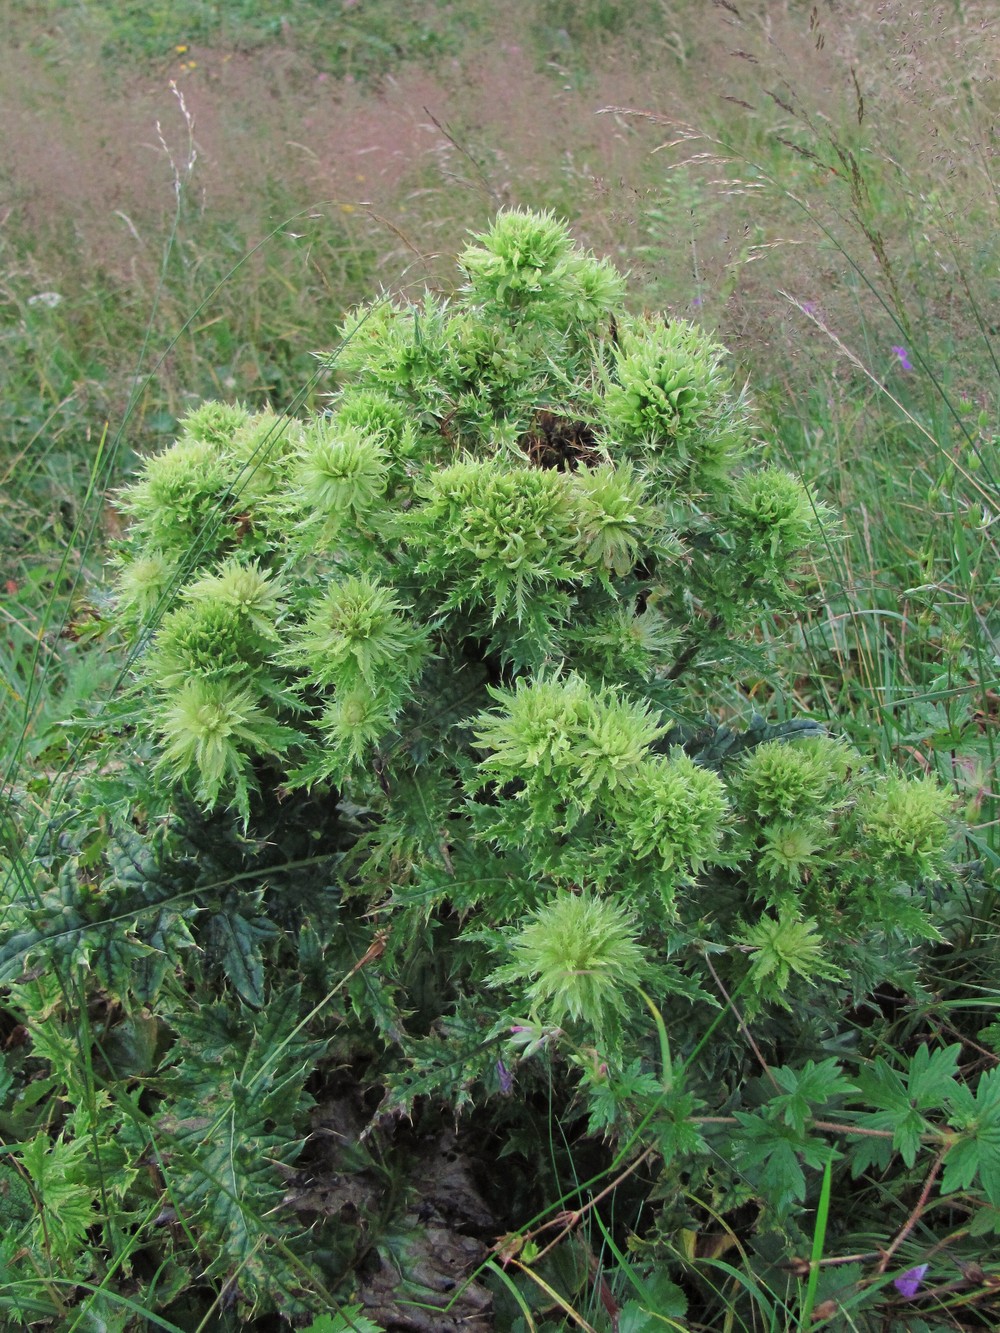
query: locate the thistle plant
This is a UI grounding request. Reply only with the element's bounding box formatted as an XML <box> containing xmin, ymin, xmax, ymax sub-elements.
<box><xmin>6</xmin><ymin>208</ymin><xmax>975</xmax><ymax>1325</ymax></box>
<box><xmin>106</xmin><ymin>207</ymin><xmax>958</xmax><ymax>1036</ymax></box>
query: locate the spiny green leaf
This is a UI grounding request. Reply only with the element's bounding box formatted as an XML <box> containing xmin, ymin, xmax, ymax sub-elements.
<box><xmin>156</xmin><ymin>986</ymin><xmax>326</xmax><ymax>1304</ymax></box>
<box><xmin>203</xmin><ymin>891</ymin><xmax>276</xmax><ymax>1008</ymax></box>
<box><xmin>19</xmin><ymin>1133</ymin><xmax>99</xmax><ymax>1263</ymax></box>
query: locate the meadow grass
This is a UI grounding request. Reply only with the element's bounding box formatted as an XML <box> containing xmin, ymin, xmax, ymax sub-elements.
<box><xmin>1</xmin><ymin>2</ymin><xmax>999</xmax><ymax>1329</ymax></box>
<box><xmin>608</xmin><ymin>0</ymin><xmax>1000</xmax><ymax>861</ymax></box>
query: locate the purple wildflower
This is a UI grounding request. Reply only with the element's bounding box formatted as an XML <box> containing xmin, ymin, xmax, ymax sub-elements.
<box><xmin>893</xmin><ymin>1264</ymin><xmax>928</xmax><ymax>1299</ymax></box>
<box><xmin>892</xmin><ymin>345</ymin><xmax>913</xmax><ymax>371</ymax></box>
<box><xmin>496</xmin><ymin>1059</ymin><xmax>514</xmax><ymax>1095</ymax></box>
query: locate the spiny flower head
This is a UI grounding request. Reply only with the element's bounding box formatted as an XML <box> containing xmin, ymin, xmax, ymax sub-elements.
<box><xmin>736</xmin><ymin>736</ymin><xmax>851</xmax><ymax>822</ymax></box>
<box><xmin>738</xmin><ymin>909</ymin><xmax>846</xmax><ymax>1010</ymax></box>
<box><xmin>183</xmin><ymin>558</ymin><xmax>284</xmax><ymax>640</ymax></box>
<box><xmin>156</xmin><ymin>678</ymin><xmax>297</xmax><ymax>821</ymax></box>
<box><xmin>332</xmin><ymin>388</ymin><xmax>418</xmax><ymax>460</ymax></box>
<box><xmin>287</xmin><ymin>574</ymin><xmax>425</xmax><ymax>692</ymax></box>
<box><xmin>150</xmin><ymin>597</ymin><xmax>265</xmax><ymax>687</ymax></box>
<box><xmin>295</xmin><ymin>420</ymin><xmax>390</xmax><ymax>542</ymax></box>
<box><xmin>859</xmin><ymin>774</ymin><xmax>953</xmax><ymax>874</ymax></box>
<box><xmin>756</xmin><ymin>818</ymin><xmax>831</xmax><ymax>888</ymax></box>
<box><xmin>461</xmin><ymin>208</ymin><xmax>575</xmax><ymax>296</ymax></box>
<box><xmin>621</xmin><ymin>751</ymin><xmax>729</xmax><ymax>883</ymax></box>
<box><xmin>728</xmin><ymin>466</ymin><xmax>830</xmax><ymax>582</ymax></box>
<box><xmin>148</xmin><ymin>559</ymin><xmax>284</xmax><ymax>689</ymax></box>
<box><xmin>559</xmin><ymin>249</ymin><xmax>628</xmax><ymax>325</ymax></box>
<box><xmin>488</xmin><ymin>889</ymin><xmax>646</xmax><ymax>1041</ymax></box>
<box><xmin>223</xmin><ymin>411</ymin><xmax>302</xmax><ymax>511</ymax></box>
<box><xmin>120</xmin><ymin>438</ymin><xmax>235</xmax><ymax>557</ymax></box>
<box><xmin>113</xmin><ymin>550</ymin><xmax>179</xmax><ymax>631</ymax></box>
<box><xmin>605</xmin><ymin>317</ymin><xmax>750</xmax><ymax>488</ymax></box>
<box><xmin>561</xmin><ymin>605</ymin><xmax>679</xmax><ymax>682</ymax></box>
<box><xmin>335</xmin><ymin>293</ymin><xmax>453</xmax><ymax>405</ymax></box>
<box><xmin>475</xmin><ymin>672</ymin><xmax>667</xmax><ymax>806</ymax></box>
<box><xmin>318</xmin><ymin>684</ymin><xmax>399</xmax><ymax>774</ymax></box>
<box><xmin>446</xmin><ymin>313</ymin><xmax>545</xmax><ymax>424</ymax></box>
<box><xmin>178</xmin><ymin>400</ymin><xmax>252</xmax><ymax>447</ymax></box>
<box><xmin>408</xmin><ymin>458</ymin><xmax>582</xmax><ymax>622</ymax></box>
<box><xmin>570</xmin><ymin>461</ymin><xmax>651</xmax><ymax>577</ymax></box>
<box><xmin>460</xmin><ymin>207</ymin><xmax>625</xmax><ymax>328</ymax></box>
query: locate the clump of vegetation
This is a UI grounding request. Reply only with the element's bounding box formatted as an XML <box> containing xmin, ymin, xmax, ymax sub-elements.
<box><xmin>2</xmin><ymin>210</ymin><xmax>994</xmax><ymax>1332</ymax></box>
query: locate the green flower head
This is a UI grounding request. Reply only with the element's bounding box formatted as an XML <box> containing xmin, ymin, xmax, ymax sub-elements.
<box><xmin>409</xmin><ymin>458</ymin><xmax>582</xmax><ymax>623</ymax></box>
<box><xmin>622</xmin><ymin>751</ymin><xmax>729</xmax><ymax>881</ymax></box>
<box><xmin>489</xmin><ymin>890</ymin><xmax>646</xmax><ymax>1041</ymax></box>
<box><xmin>336</xmin><ymin>293</ymin><xmax>453</xmax><ymax>403</ymax></box>
<box><xmin>148</xmin><ymin>559</ymin><xmax>284</xmax><ymax>689</ymax></box>
<box><xmin>475</xmin><ymin>672</ymin><xmax>667</xmax><ymax>804</ymax></box>
<box><xmin>318</xmin><ymin>683</ymin><xmax>399</xmax><ymax>775</ymax></box>
<box><xmin>461</xmin><ymin>208</ymin><xmax>574</xmax><ymax>296</ymax></box>
<box><xmin>756</xmin><ymin>818</ymin><xmax>830</xmax><ymax>888</ymax></box>
<box><xmin>461</xmin><ymin>208</ymin><xmax>625</xmax><ymax>328</ymax></box>
<box><xmin>296</xmin><ymin>420</ymin><xmax>390</xmax><ymax>541</ymax></box>
<box><xmin>120</xmin><ymin>438</ymin><xmax>235</xmax><ymax>557</ymax></box>
<box><xmin>150</xmin><ymin>598</ymin><xmax>259</xmax><ymax>688</ymax></box>
<box><xmin>729</xmin><ymin>466</ymin><xmax>830</xmax><ymax>581</ymax></box>
<box><xmin>333</xmin><ymin>388</ymin><xmax>417</xmax><ymax>459</ymax></box>
<box><xmin>114</xmin><ymin>550</ymin><xmax>179</xmax><ymax>631</ymax></box>
<box><xmin>156</xmin><ymin>677</ymin><xmax>296</xmax><ymax>820</ymax></box>
<box><xmin>571</xmin><ymin>461</ymin><xmax>651</xmax><ymax>578</ymax></box>
<box><xmin>736</xmin><ymin>736</ymin><xmax>850</xmax><ymax>822</ymax></box>
<box><xmin>178</xmin><ymin>400</ymin><xmax>253</xmax><ymax>447</ymax></box>
<box><xmin>287</xmin><ymin>574</ymin><xmax>425</xmax><ymax>692</ymax></box>
<box><xmin>859</xmin><ymin>774</ymin><xmax>953</xmax><ymax>874</ymax></box>
<box><xmin>183</xmin><ymin>558</ymin><xmax>284</xmax><ymax>640</ymax></box>
<box><xmin>223</xmin><ymin>411</ymin><xmax>303</xmax><ymax>516</ymax></box>
<box><xmin>605</xmin><ymin>318</ymin><xmax>750</xmax><ymax>488</ymax></box>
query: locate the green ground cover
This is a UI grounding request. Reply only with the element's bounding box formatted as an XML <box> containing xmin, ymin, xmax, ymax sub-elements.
<box><xmin>1</xmin><ymin>2</ymin><xmax>999</xmax><ymax>1329</ymax></box>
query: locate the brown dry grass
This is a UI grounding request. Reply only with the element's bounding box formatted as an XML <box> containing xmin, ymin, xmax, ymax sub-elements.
<box><xmin>3</xmin><ymin>1</ymin><xmax>998</xmax><ymax>413</ymax></box>
<box><xmin>0</xmin><ymin>30</ymin><xmax>670</xmax><ymax>287</ymax></box>
<box><xmin>590</xmin><ymin>1</ymin><xmax>1000</xmax><ymax>401</ymax></box>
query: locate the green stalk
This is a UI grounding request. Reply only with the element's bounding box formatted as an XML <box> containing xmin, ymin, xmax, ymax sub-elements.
<box><xmin>799</xmin><ymin>1154</ymin><xmax>833</xmax><ymax>1326</ymax></box>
